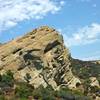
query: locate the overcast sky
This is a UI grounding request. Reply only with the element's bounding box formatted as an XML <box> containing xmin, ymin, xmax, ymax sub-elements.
<box><xmin>0</xmin><ymin>0</ymin><xmax>100</xmax><ymax>60</ymax></box>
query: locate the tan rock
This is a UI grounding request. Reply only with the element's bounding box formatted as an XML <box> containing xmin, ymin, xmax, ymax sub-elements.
<box><xmin>0</xmin><ymin>26</ymin><xmax>99</xmax><ymax>93</ymax></box>
<box><xmin>0</xmin><ymin>26</ymin><xmax>73</xmax><ymax>89</ymax></box>
<box><xmin>90</xmin><ymin>77</ymin><xmax>100</xmax><ymax>87</ymax></box>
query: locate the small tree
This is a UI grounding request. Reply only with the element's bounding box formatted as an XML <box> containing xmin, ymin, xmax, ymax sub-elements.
<box><xmin>15</xmin><ymin>82</ymin><xmax>33</xmax><ymax>98</ymax></box>
<box><xmin>1</xmin><ymin>70</ymin><xmax>14</xmax><ymax>87</ymax></box>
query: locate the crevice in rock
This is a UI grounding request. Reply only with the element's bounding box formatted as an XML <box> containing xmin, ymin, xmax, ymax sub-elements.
<box><xmin>44</xmin><ymin>40</ymin><xmax>61</xmax><ymax>53</ymax></box>
<box><xmin>12</xmin><ymin>48</ymin><xmax>22</xmax><ymax>54</ymax></box>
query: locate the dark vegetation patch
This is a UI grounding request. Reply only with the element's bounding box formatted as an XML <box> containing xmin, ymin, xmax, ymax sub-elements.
<box><xmin>71</xmin><ymin>59</ymin><xmax>100</xmax><ymax>80</ymax></box>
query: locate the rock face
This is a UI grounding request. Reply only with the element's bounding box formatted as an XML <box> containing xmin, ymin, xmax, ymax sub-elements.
<box><xmin>0</xmin><ymin>26</ymin><xmax>80</xmax><ymax>89</ymax></box>
<box><xmin>0</xmin><ymin>26</ymin><xmax>100</xmax><ymax>99</ymax></box>
<box><xmin>0</xmin><ymin>26</ymin><xmax>100</xmax><ymax>100</ymax></box>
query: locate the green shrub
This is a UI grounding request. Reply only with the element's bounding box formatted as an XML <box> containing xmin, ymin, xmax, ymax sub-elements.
<box><xmin>33</xmin><ymin>85</ymin><xmax>55</xmax><ymax>100</ymax></box>
<box><xmin>0</xmin><ymin>95</ymin><xmax>5</xmax><ymax>100</ymax></box>
<box><xmin>0</xmin><ymin>70</ymin><xmax>14</xmax><ymax>87</ymax></box>
<box><xmin>15</xmin><ymin>82</ymin><xmax>33</xmax><ymax>98</ymax></box>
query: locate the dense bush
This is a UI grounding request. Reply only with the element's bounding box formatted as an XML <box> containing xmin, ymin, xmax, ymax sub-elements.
<box><xmin>0</xmin><ymin>95</ymin><xmax>5</xmax><ymax>100</ymax></box>
<box><xmin>15</xmin><ymin>82</ymin><xmax>33</xmax><ymax>98</ymax></box>
<box><xmin>32</xmin><ymin>86</ymin><xmax>90</xmax><ymax>100</ymax></box>
<box><xmin>54</xmin><ymin>87</ymin><xmax>90</xmax><ymax>100</ymax></box>
<box><xmin>33</xmin><ymin>85</ymin><xmax>55</xmax><ymax>100</ymax></box>
<box><xmin>0</xmin><ymin>70</ymin><xmax>14</xmax><ymax>87</ymax></box>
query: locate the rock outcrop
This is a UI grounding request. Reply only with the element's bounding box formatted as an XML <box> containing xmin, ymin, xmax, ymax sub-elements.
<box><xmin>0</xmin><ymin>26</ymin><xmax>100</xmax><ymax>100</ymax></box>
<box><xmin>0</xmin><ymin>26</ymin><xmax>80</xmax><ymax>90</ymax></box>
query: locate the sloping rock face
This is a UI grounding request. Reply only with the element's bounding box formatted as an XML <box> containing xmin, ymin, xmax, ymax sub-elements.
<box><xmin>0</xmin><ymin>26</ymin><xmax>80</xmax><ymax>89</ymax></box>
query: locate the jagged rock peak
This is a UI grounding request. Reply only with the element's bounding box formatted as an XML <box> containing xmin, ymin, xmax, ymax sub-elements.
<box><xmin>21</xmin><ymin>26</ymin><xmax>60</xmax><ymax>39</ymax></box>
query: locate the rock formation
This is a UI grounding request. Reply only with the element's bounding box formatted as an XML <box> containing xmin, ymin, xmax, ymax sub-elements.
<box><xmin>0</xmin><ymin>26</ymin><xmax>81</xmax><ymax>90</ymax></box>
<box><xmin>0</xmin><ymin>26</ymin><xmax>100</xmax><ymax>99</ymax></box>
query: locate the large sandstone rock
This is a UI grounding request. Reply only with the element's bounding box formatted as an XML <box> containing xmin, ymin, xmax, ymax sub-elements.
<box><xmin>0</xmin><ymin>26</ymin><xmax>80</xmax><ymax>89</ymax></box>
